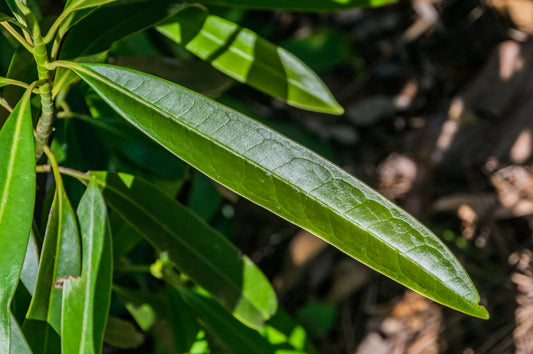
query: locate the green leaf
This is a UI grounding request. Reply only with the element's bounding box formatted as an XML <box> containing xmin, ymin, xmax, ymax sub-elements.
<box><xmin>0</xmin><ymin>12</ymin><xmax>12</xmax><ymax>21</ymax></box>
<box><xmin>64</xmin><ymin>0</ymin><xmax>116</xmax><ymax>11</ymax></box>
<box><xmin>86</xmin><ymin>171</ymin><xmax>277</xmax><ymax>329</ymax></box>
<box><xmin>53</xmin><ymin>0</ymin><xmax>184</xmax><ymax>97</ymax></box>
<box><xmin>195</xmin><ymin>0</ymin><xmax>395</xmax><ymax>11</ymax></box>
<box><xmin>19</xmin><ymin>231</ymin><xmax>39</xmax><ymax>297</ymax></box>
<box><xmin>62</xmin><ymin>180</ymin><xmax>112</xmax><ymax>354</ymax></box>
<box><xmin>103</xmin><ymin>317</ymin><xmax>144</xmax><ymax>349</ymax></box>
<box><xmin>166</xmin><ymin>285</ymin><xmax>200</xmax><ymax>353</ymax></box>
<box><xmin>9</xmin><ymin>315</ymin><xmax>31</xmax><ymax>354</ymax></box>
<box><xmin>157</xmin><ymin>6</ymin><xmax>343</xmax><ymax>114</ymax></box>
<box><xmin>23</xmin><ymin>170</ymin><xmax>81</xmax><ymax>353</ymax></box>
<box><xmin>176</xmin><ymin>287</ymin><xmax>275</xmax><ymax>354</ymax></box>
<box><xmin>4</xmin><ymin>0</ymin><xmax>25</xmax><ymax>24</ymax></box>
<box><xmin>0</xmin><ymin>90</ymin><xmax>35</xmax><ymax>353</ymax></box>
<box><xmin>69</xmin><ymin>62</ymin><xmax>488</xmax><ymax>319</ymax></box>
<box><xmin>59</xmin><ymin>0</ymin><xmax>184</xmax><ymax>60</ymax></box>
<box><xmin>261</xmin><ymin>310</ymin><xmax>316</xmax><ymax>353</ymax></box>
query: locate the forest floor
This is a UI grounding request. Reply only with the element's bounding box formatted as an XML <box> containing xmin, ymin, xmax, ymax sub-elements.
<box><xmin>230</xmin><ymin>0</ymin><xmax>533</xmax><ymax>353</ymax></box>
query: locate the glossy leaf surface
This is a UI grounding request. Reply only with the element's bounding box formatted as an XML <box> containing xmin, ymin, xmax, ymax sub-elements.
<box><xmin>157</xmin><ymin>6</ymin><xmax>343</xmax><ymax>114</ymax></box>
<box><xmin>23</xmin><ymin>170</ymin><xmax>81</xmax><ymax>353</ymax></box>
<box><xmin>86</xmin><ymin>171</ymin><xmax>277</xmax><ymax>329</ymax></box>
<box><xmin>62</xmin><ymin>180</ymin><xmax>112</xmax><ymax>354</ymax></box>
<box><xmin>71</xmin><ymin>63</ymin><xmax>488</xmax><ymax>318</ymax></box>
<box><xmin>0</xmin><ymin>90</ymin><xmax>35</xmax><ymax>352</ymax></box>
<box><xmin>196</xmin><ymin>0</ymin><xmax>395</xmax><ymax>11</ymax></box>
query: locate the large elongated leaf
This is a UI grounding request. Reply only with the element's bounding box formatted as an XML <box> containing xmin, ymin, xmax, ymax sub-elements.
<box><xmin>23</xmin><ymin>171</ymin><xmax>81</xmax><ymax>353</ymax></box>
<box><xmin>70</xmin><ymin>63</ymin><xmax>488</xmax><ymax>318</ymax></box>
<box><xmin>62</xmin><ymin>180</ymin><xmax>112</xmax><ymax>354</ymax></box>
<box><xmin>85</xmin><ymin>171</ymin><xmax>277</xmax><ymax>329</ymax></box>
<box><xmin>196</xmin><ymin>0</ymin><xmax>395</xmax><ymax>11</ymax></box>
<box><xmin>0</xmin><ymin>90</ymin><xmax>35</xmax><ymax>353</ymax></box>
<box><xmin>157</xmin><ymin>6</ymin><xmax>343</xmax><ymax>114</ymax></box>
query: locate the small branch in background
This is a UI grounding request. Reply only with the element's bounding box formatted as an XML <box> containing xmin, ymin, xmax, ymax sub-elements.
<box><xmin>0</xmin><ymin>21</ymin><xmax>34</xmax><ymax>53</ymax></box>
<box><xmin>0</xmin><ymin>97</ymin><xmax>13</xmax><ymax>113</ymax></box>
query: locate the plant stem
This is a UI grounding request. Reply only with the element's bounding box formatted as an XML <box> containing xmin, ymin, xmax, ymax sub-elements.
<box><xmin>29</xmin><ymin>16</ymin><xmax>55</xmax><ymax>161</ymax></box>
<box><xmin>0</xmin><ymin>77</ymin><xmax>30</xmax><ymax>89</ymax></box>
<box><xmin>0</xmin><ymin>21</ymin><xmax>34</xmax><ymax>53</ymax></box>
<box><xmin>0</xmin><ymin>96</ymin><xmax>13</xmax><ymax>113</ymax></box>
<box><xmin>36</xmin><ymin>164</ymin><xmax>89</xmax><ymax>182</ymax></box>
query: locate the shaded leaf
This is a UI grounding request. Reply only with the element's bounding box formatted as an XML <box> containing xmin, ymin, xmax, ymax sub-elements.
<box><xmin>53</xmin><ymin>0</ymin><xmax>183</xmax><ymax>97</ymax></box>
<box><xmin>62</xmin><ymin>180</ymin><xmax>112</xmax><ymax>354</ymax></box>
<box><xmin>157</xmin><ymin>6</ymin><xmax>343</xmax><ymax>114</ymax></box>
<box><xmin>166</xmin><ymin>285</ymin><xmax>200</xmax><ymax>353</ymax></box>
<box><xmin>87</xmin><ymin>171</ymin><xmax>277</xmax><ymax>329</ymax></box>
<box><xmin>103</xmin><ymin>317</ymin><xmax>144</xmax><ymax>349</ymax></box>
<box><xmin>262</xmin><ymin>310</ymin><xmax>316</xmax><ymax>353</ymax></box>
<box><xmin>69</xmin><ymin>63</ymin><xmax>488</xmax><ymax>319</ymax></box>
<box><xmin>23</xmin><ymin>170</ymin><xmax>81</xmax><ymax>353</ymax></box>
<box><xmin>177</xmin><ymin>287</ymin><xmax>275</xmax><ymax>354</ymax></box>
<box><xmin>19</xmin><ymin>231</ymin><xmax>39</xmax><ymax>297</ymax></box>
<box><xmin>0</xmin><ymin>90</ymin><xmax>35</xmax><ymax>353</ymax></box>
<box><xmin>59</xmin><ymin>0</ymin><xmax>184</xmax><ymax>60</ymax></box>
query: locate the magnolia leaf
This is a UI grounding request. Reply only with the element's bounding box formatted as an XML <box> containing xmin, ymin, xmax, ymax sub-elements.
<box><xmin>0</xmin><ymin>89</ymin><xmax>35</xmax><ymax>353</ymax></box>
<box><xmin>157</xmin><ymin>6</ymin><xmax>343</xmax><ymax>114</ymax></box>
<box><xmin>67</xmin><ymin>62</ymin><xmax>488</xmax><ymax>319</ymax></box>
<box><xmin>62</xmin><ymin>180</ymin><xmax>112</xmax><ymax>354</ymax></box>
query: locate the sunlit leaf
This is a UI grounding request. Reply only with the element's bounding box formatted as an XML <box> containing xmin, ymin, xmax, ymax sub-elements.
<box><xmin>23</xmin><ymin>168</ymin><xmax>81</xmax><ymax>353</ymax></box>
<box><xmin>62</xmin><ymin>180</ymin><xmax>112</xmax><ymax>354</ymax></box>
<box><xmin>0</xmin><ymin>90</ymin><xmax>35</xmax><ymax>353</ymax></box>
<box><xmin>157</xmin><ymin>6</ymin><xmax>343</xmax><ymax>114</ymax></box>
<box><xmin>68</xmin><ymin>62</ymin><xmax>488</xmax><ymax>319</ymax></box>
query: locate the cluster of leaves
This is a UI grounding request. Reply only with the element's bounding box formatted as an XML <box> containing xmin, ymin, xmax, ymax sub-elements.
<box><xmin>0</xmin><ymin>0</ymin><xmax>488</xmax><ymax>352</ymax></box>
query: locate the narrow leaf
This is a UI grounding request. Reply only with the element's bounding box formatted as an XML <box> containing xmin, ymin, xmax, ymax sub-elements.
<box><xmin>62</xmin><ymin>180</ymin><xmax>112</xmax><ymax>354</ymax></box>
<box><xmin>87</xmin><ymin>171</ymin><xmax>277</xmax><ymax>329</ymax></box>
<box><xmin>157</xmin><ymin>6</ymin><xmax>343</xmax><ymax>114</ymax></box>
<box><xmin>53</xmin><ymin>0</ymin><xmax>184</xmax><ymax>97</ymax></box>
<box><xmin>59</xmin><ymin>0</ymin><xmax>184</xmax><ymax>60</ymax></box>
<box><xmin>9</xmin><ymin>315</ymin><xmax>31</xmax><ymax>354</ymax></box>
<box><xmin>166</xmin><ymin>286</ymin><xmax>199</xmax><ymax>353</ymax></box>
<box><xmin>177</xmin><ymin>287</ymin><xmax>275</xmax><ymax>354</ymax></box>
<box><xmin>195</xmin><ymin>0</ymin><xmax>395</xmax><ymax>11</ymax></box>
<box><xmin>19</xmin><ymin>231</ymin><xmax>39</xmax><ymax>297</ymax></box>
<box><xmin>70</xmin><ymin>63</ymin><xmax>488</xmax><ymax>319</ymax></box>
<box><xmin>23</xmin><ymin>172</ymin><xmax>81</xmax><ymax>353</ymax></box>
<box><xmin>103</xmin><ymin>317</ymin><xmax>144</xmax><ymax>349</ymax></box>
<box><xmin>0</xmin><ymin>91</ymin><xmax>35</xmax><ymax>352</ymax></box>
<box><xmin>64</xmin><ymin>0</ymin><xmax>116</xmax><ymax>11</ymax></box>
